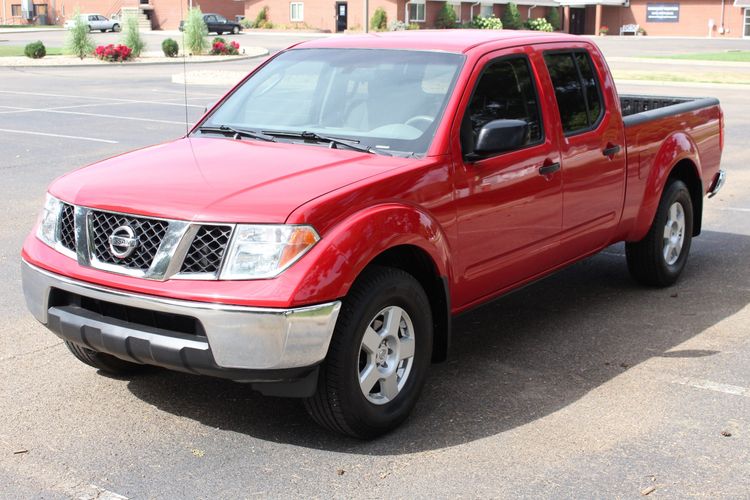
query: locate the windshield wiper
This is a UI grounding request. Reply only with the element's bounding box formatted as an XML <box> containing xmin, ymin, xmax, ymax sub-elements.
<box><xmin>197</xmin><ymin>125</ymin><xmax>275</xmax><ymax>142</ymax></box>
<box><xmin>262</xmin><ymin>130</ymin><xmax>387</xmax><ymax>155</ymax></box>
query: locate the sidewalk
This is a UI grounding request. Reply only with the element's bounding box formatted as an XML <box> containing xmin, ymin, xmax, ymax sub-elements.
<box><xmin>0</xmin><ymin>27</ymin><xmax>64</xmax><ymax>34</ymax></box>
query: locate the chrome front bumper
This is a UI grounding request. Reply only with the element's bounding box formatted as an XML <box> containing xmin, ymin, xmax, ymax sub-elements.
<box><xmin>708</xmin><ymin>169</ymin><xmax>726</xmax><ymax>198</ymax></box>
<box><xmin>21</xmin><ymin>260</ymin><xmax>341</xmax><ymax>372</ymax></box>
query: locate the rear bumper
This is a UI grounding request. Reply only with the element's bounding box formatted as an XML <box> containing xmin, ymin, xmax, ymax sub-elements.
<box><xmin>22</xmin><ymin>260</ymin><xmax>341</xmax><ymax>378</ymax></box>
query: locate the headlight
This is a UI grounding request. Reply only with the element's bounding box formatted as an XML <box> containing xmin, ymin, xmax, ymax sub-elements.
<box><xmin>220</xmin><ymin>225</ymin><xmax>319</xmax><ymax>280</ymax></box>
<box><xmin>36</xmin><ymin>194</ymin><xmax>63</xmax><ymax>247</ymax></box>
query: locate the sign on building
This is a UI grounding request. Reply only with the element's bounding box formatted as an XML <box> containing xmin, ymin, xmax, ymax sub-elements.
<box><xmin>646</xmin><ymin>3</ymin><xmax>680</xmax><ymax>22</ymax></box>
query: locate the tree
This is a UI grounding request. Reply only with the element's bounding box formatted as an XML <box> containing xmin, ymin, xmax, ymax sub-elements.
<box><xmin>501</xmin><ymin>2</ymin><xmax>522</xmax><ymax>30</ymax></box>
<box><xmin>65</xmin><ymin>10</ymin><xmax>94</xmax><ymax>59</ymax></box>
<box><xmin>184</xmin><ymin>7</ymin><xmax>208</xmax><ymax>55</ymax></box>
<box><xmin>547</xmin><ymin>7</ymin><xmax>561</xmax><ymax>31</ymax></box>
<box><xmin>122</xmin><ymin>15</ymin><xmax>145</xmax><ymax>57</ymax></box>
<box><xmin>371</xmin><ymin>7</ymin><xmax>388</xmax><ymax>31</ymax></box>
<box><xmin>435</xmin><ymin>3</ymin><xmax>457</xmax><ymax>29</ymax></box>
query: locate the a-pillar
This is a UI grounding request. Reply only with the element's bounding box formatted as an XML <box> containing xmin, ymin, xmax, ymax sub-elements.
<box><xmin>594</xmin><ymin>3</ymin><xmax>603</xmax><ymax>35</ymax></box>
<box><xmin>563</xmin><ymin>5</ymin><xmax>571</xmax><ymax>33</ymax></box>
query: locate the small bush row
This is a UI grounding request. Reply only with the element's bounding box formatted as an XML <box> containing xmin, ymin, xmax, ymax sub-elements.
<box><xmin>210</xmin><ymin>37</ymin><xmax>241</xmax><ymax>55</ymax></box>
<box><xmin>94</xmin><ymin>44</ymin><xmax>132</xmax><ymax>61</ymax></box>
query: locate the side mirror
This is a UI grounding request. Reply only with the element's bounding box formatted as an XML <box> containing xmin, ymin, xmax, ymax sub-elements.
<box><xmin>471</xmin><ymin>119</ymin><xmax>529</xmax><ymax>159</ymax></box>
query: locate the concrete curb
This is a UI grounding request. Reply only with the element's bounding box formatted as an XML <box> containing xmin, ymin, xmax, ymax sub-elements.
<box><xmin>609</xmin><ymin>56</ymin><xmax>750</xmax><ymax>68</ymax></box>
<box><xmin>615</xmin><ymin>79</ymin><xmax>750</xmax><ymax>90</ymax></box>
<box><xmin>0</xmin><ymin>48</ymin><xmax>269</xmax><ymax>68</ymax></box>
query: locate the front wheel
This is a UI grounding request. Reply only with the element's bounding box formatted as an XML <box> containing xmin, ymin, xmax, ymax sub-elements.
<box><xmin>304</xmin><ymin>266</ymin><xmax>433</xmax><ymax>439</ymax></box>
<box><xmin>65</xmin><ymin>341</ymin><xmax>146</xmax><ymax>375</ymax></box>
<box><xmin>626</xmin><ymin>179</ymin><xmax>694</xmax><ymax>287</ymax></box>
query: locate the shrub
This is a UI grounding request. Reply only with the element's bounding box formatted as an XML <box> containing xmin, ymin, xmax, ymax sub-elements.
<box><xmin>526</xmin><ymin>17</ymin><xmax>553</xmax><ymax>32</ymax></box>
<box><xmin>252</xmin><ymin>7</ymin><xmax>273</xmax><ymax>29</ymax></box>
<box><xmin>388</xmin><ymin>20</ymin><xmax>406</xmax><ymax>31</ymax></box>
<box><xmin>501</xmin><ymin>2</ymin><xmax>522</xmax><ymax>29</ymax></box>
<box><xmin>371</xmin><ymin>7</ymin><xmax>387</xmax><ymax>31</ymax></box>
<box><xmin>94</xmin><ymin>44</ymin><xmax>133</xmax><ymax>62</ymax></box>
<box><xmin>472</xmin><ymin>16</ymin><xmax>503</xmax><ymax>29</ymax></box>
<box><xmin>184</xmin><ymin>7</ymin><xmax>208</xmax><ymax>55</ymax></box>
<box><xmin>547</xmin><ymin>7</ymin><xmax>560</xmax><ymax>30</ymax></box>
<box><xmin>24</xmin><ymin>40</ymin><xmax>46</xmax><ymax>59</ymax></box>
<box><xmin>408</xmin><ymin>22</ymin><xmax>420</xmax><ymax>30</ymax></box>
<box><xmin>435</xmin><ymin>3</ymin><xmax>457</xmax><ymax>29</ymax></box>
<box><xmin>65</xmin><ymin>11</ymin><xmax>94</xmax><ymax>59</ymax></box>
<box><xmin>210</xmin><ymin>38</ymin><xmax>240</xmax><ymax>55</ymax></box>
<box><xmin>161</xmin><ymin>38</ymin><xmax>178</xmax><ymax>57</ymax></box>
<box><xmin>122</xmin><ymin>15</ymin><xmax>145</xmax><ymax>57</ymax></box>
<box><xmin>599</xmin><ymin>25</ymin><xmax>609</xmax><ymax>35</ymax></box>
<box><xmin>240</xmin><ymin>17</ymin><xmax>253</xmax><ymax>29</ymax></box>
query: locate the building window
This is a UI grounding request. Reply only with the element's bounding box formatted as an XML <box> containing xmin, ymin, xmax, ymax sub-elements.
<box><xmin>450</xmin><ymin>2</ymin><xmax>461</xmax><ymax>22</ymax></box>
<box><xmin>480</xmin><ymin>4</ymin><xmax>493</xmax><ymax>17</ymax></box>
<box><xmin>745</xmin><ymin>8</ymin><xmax>750</xmax><ymax>38</ymax></box>
<box><xmin>11</xmin><ymin>4</ymin><xmax>22</xmax><ymax>16</ymax></box>
<box><xmin>407</xmin><ymin>1</ymin><xmax>425</xmax><ymax>22</ymax></box>
<box><xmin>34</xmin><ymin>4</ymin><xmax>48</xmax><ymax>16</ymax></box>
<box><xmin>290</xmin><ymin>2</ymin><xmax>304</xmax><ymax>22</ymax></box>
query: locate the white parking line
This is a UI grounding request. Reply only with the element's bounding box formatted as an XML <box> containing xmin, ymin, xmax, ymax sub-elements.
<box><xmin>0</xmin><ymin>90</ymin><xmax>205</xmax><ymax>108</ymax></box>
<box><xmin>673</xmin><ymin>377</ymin><xmax>750</xmax><ymax>398</ymax></box>
<box><xmin>0</xmin><ymin>106</ymin><xmax>186</xmax><ymax>125</ymax></box>
<box><xmin>711</xmin><ymin>207</ymin><xmax>750</xmax><ymax>213</ymax></box>
<box><xmin>0</xmin><ymin>128</ymin><xmax>118</xmax><ymax>144</ymax></box>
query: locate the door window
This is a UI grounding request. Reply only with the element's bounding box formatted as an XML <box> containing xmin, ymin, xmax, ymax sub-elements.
<box><xmin>544</xmin><ymin>51</ymin><xmax>604</xmax><ymax>135</ymax></box>
<box><xmin>461</xmin><ymin>56</ymin><xmax>543</xmax><ymax>156</ymax></box>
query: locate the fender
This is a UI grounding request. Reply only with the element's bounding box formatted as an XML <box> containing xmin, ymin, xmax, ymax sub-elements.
<box><xmin>287</xmin><ymin>203</ymin><xmax>452</xmax><ymax>307</ymax></box>
<box><xmin>627</xmin><ymin>131</ymin><xmax>702</xmax><ymax>242</ymax></box>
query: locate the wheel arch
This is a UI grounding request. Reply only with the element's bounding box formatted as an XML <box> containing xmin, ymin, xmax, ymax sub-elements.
<box><xmin>628</xmin><ymin>132</ymin><xmax>703</xmax><ymax>241</ymax></box>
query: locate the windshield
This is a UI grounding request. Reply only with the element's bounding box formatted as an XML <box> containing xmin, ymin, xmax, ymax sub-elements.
<box><xmin>197</xmin><ymin>48</ymin><xmax>465</xmax><ymax>156</ymax></box>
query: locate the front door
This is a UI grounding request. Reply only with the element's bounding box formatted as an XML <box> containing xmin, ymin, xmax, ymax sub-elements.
<box><xmin>453</xmin><ymin>48</ymin><xmax>563</xmax><ymax>307</ymax></box>
<box><xmin>336</xmin><ymin>2</ymin><xmax>348</xmax><ymax>32</ymax></box>
<box><xmin>569</xmin><ymin>7</ymin><xmax>585</xmax><ymax>34</ymax></box>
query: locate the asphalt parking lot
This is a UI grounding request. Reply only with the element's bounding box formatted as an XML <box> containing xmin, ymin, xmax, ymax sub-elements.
<box><xmin>1</xmin><ymin>37</ymin><xmax>749</xmax><ymax>498</ymax></box>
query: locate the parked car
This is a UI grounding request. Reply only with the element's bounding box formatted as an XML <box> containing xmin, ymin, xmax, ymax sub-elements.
<box><xmin>64</xmin><ymin>13</ymin><xmax>121</xmax><ymax>32</ymax></box>
<box><xmin>22</xmin><ymin>31</ymin><xmax>725</xmax><ymax>439</ymax></box>
<box><xmin>179</xmin><ymin>13</ymin><xmax>241</xmax><ymax>34</ymax></box>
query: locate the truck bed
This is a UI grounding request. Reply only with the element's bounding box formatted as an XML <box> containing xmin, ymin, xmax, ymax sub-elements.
<box><xmin>620</xmin><ymin>94</ymin><xmax>720</xmax><ymax>125</ymax></box>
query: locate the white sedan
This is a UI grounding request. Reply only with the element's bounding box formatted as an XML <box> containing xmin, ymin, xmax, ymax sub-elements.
<box><xmin>64</xmin><ymin>14</ymin><xmax>121</xmax><ymax>32</ymax></box>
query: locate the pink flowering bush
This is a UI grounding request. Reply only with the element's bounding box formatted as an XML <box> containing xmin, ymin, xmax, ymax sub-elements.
<box><xmin>94</xmin><ymin>44</ymin><xmax>133</xmax><ymax>62</ymax></box>
<box><xmin>210</xmin><ymin>38</ymin><xmax>240</xmax><ymax>56</ymax></box>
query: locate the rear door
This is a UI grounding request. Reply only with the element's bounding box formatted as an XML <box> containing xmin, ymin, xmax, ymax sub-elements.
<box><xmin>539</xmin><ymin>43</ymin><xmax>626</xmax><ymax>259</ymax></box>
<box><xmin>453</xmin><ymin>46</ymin><xmax>563</xmax><ymax>306</ymax></box>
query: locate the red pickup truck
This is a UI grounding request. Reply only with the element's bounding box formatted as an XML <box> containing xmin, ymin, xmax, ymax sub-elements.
<box><xmin>22</xmin><ymin>30</ymin><xmax>725</xmax><ymax>439</ymax></box>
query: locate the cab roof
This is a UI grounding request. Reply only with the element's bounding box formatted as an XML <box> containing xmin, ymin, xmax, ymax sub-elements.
<box><xmin>294</xmin><ymin>29</ymin><xmax>586</xmax><ymax>54</ymax></box>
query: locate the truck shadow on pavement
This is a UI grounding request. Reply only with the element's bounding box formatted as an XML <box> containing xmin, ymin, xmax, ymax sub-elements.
<box><xmin>126</xmin><ymin>230</ymin><xmax>750</xmax><ymax>453</ymax></box>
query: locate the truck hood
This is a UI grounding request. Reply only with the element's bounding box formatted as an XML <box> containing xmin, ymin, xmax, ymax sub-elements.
<box><xmin>50</xmin><ymin>137</ymin><xmax>408</xmax><ymax>223</ymax></box>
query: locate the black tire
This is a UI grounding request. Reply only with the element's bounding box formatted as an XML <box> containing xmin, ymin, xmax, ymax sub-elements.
<box><xmin>304</xmin><ymin>266</ymin><xmax>433</xmax><ymax>439</ymax></box>
<box><xmin>112</xmin><ymin>24</ymin><xmax>120</xmax><ymax>32</ymax></box>
<box><xmin>626</xmin><ymin>179</ymin><xmax>693</xmax><ymax>287</ymax></box>
<box><xmin>65</xmin><ymin>340</ymin><xmax>145</xmax><ymax>375</ymax></box>
<box><xmin>232</xmin><ymin>26</ymin><xmax>240</xmax><ymax>34</ymax></box>
<box><xmin>100</xmin><ymin>29</ymin><xmax>106</xmax><ymax>32</ymax></box>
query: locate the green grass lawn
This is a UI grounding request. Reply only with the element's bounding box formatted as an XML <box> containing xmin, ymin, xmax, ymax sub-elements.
<box><xmin>655</xmin><ymin>51</ymin><xmax>750</xmax><ymax>63</ymax></box>
<box><xmin>0</xmin><ymin>45</ymin><xmax>64</xmax><ymax>57</ymax></box>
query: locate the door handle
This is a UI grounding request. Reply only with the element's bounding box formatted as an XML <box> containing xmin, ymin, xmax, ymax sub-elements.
<box><xmin>538</xmin><ymin>162</ymin><xmax>560</xmax><ymax>176</ymax></box>
<box><xmin>602</xmin><ymin>144</ymin><xmax>621</xmax><ymax>157</ymax></box>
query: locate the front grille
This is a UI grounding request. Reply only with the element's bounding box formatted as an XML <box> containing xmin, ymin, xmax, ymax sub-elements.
<box><xmin>59</xmin><ymin>203</ymin><xmax>76</xmax><ymax>252</ymax></box>
<box><xmin>90</xmin><ymin>211</ymin><xmax>168</xmax><ymax>271</ymax></box>
<box><xmin>180</xmin><ymin>225</ymin><xmax>232</xmax><ymax>275</ymax></box>
<box><xmin>49</xmin><ymin>288</ymin><xmax>205</xmax><ymax>337</ymax></box>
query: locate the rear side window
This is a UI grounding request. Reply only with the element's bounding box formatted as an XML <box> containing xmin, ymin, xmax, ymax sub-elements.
<box><xmin>544</xmin><ymin>51</ymin><xmax>604</xmax><ymax>135</ymax></box>
<box><xmin>462</xmin><ymin>56</ymin><xmax>543</xmax><ymax>154</ymax></box>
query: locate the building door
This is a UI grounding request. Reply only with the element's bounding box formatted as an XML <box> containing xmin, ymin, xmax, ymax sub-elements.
<box><xmin>745</xmin><ymin>8</ymin><xmax>749</xmax><ymax>38</ymax></box>
<box><xmin>336</xmin><ymin>2</ymin><xmax>348</xmax><ymax>32</ymax></box>
<box><xmin>569</xmin><ymin>7</ymin><xmax>586</xmax><ymax>34</ymax></box>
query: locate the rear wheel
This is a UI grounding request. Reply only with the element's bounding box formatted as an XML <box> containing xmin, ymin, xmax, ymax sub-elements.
<box><xmin>626</xmin><ymin>179</ymin><xmax>694</xmax><ymax>287</ymax></box>
<box><xmin>112</xmin><ymin>23</ymin><xmax>120</xmax><ymax>32</ymax></box>
<box><xmin>304</xmin><ymin>266</ymin><xmax>433</xmax><ymax>439</ymax></box>
<box><xmin>65</xmin><ymin>341</ymin><xmax>145</xmax><ymax>375</ymax></box>
<box><xmin>232</xmin><ymin>26</ymin><xmax>240</xmax><ymax>34</ymax></box>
